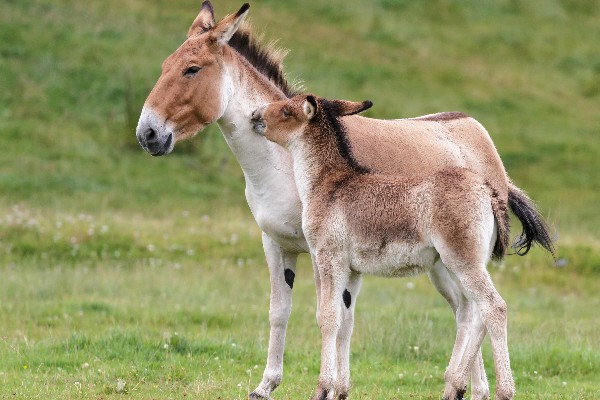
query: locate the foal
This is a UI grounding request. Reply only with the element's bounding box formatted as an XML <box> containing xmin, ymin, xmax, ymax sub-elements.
<box><xmin>252</xmin><ymin>95</ymin><xmax>515</xmax><ymax>400</ymax></box>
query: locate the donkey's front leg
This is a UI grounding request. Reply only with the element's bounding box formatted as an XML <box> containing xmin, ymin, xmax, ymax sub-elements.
<box><xmin>311</xmin><ymin>251</ymin><xmax>348</xmax><ymax>400</ymax></box>
<box><xmin>250</xmin><ymin>233</ymin><xmax>298</xmax><ymax>400</ymax></box>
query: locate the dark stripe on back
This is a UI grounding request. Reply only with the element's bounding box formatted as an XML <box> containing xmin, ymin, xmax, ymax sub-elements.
<box><xmin>414</xmin><ymin>112</ymin><xmax>469</xmax><ymax>122</ymax></box>
<box><xmin>321</xmin><ymin>100</ymin><xmax>370</xmax><ymax>174</ymax></box>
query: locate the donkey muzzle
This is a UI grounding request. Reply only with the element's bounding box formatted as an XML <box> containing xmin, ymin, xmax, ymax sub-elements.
<box><xmin>136</xmin><ymin>107</ymin><xmax>175</xmax><ymax>156</ymax></box>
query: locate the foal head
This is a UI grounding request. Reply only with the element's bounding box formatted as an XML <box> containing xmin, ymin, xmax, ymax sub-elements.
<box><xmin>136</xmin><ymin>2</ymin><xmax>250</xmax><ymax>156</ymax></box>
<box><xmin>252</xmin><ymin>94</ymin><xmax>372</xmax><ymax>148</ymax></box>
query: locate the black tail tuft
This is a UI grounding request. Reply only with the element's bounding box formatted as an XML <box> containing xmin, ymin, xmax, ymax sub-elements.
<box><xmin>508</xmin><ymin>184</ymin><xmax>556</xmax><ymax>258</ymax></box>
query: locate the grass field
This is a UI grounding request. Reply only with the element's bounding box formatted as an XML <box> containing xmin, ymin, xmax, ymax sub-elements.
<box><xmin>1</xmin><ymin>0</ymin><xmax>599</xmax><ymax>398</ymax></box>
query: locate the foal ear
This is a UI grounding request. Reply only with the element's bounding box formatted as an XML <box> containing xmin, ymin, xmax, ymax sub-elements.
<box><xmin>332</xmin><ymin>99</ymin><xmax>373</xmax><ymax>117</ymax></box>
<box><xmin>187</xmin><ymin>1</ymin><xmax>216</xmax><ymax>38</ymax></box>
<box><xmin>210</xmin><ymin>3</ymin><xmax>250</xmax><ymax>46</ymax></box>
<box><xmin>303</xmin><ymin>95</ymin><xmax>318</xmax><ymax>120</ymax></box>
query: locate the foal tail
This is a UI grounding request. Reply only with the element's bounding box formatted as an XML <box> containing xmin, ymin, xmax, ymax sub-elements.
<box><xmin>507</xmin><ymin>183</ymin><xmax>556</xmax><ymax>258</ymax></box>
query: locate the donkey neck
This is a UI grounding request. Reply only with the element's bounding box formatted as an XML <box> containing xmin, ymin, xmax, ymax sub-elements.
<box><xmin>217</xmin><ymin>47</ymin><xmax>294</xmax><ymax>189</ymax></box>
<box><xmin>214</xmin><ymin>47</ymin><xmax>307</xmax><ymax>253</ymax></box>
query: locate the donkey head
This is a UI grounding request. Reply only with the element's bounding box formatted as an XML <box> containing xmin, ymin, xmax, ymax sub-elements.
<box><xmin>136</xmin><ymin>1</ymin><xmax>249</xmax><ymax>156</ymax></box>
<box><xmin>252</xmin><ymin>94</ymin><xmax>372</xmax><ymax>147</ymax></box>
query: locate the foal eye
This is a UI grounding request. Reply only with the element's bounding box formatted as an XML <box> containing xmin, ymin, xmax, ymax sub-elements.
<box><xmin>282</xmin><ymin>108</ymin><xmax>291</xmax><ymax>118</ymax></box>
<box><xmin>183</xmin><ymin>66</ymin><xmax>202</xmax><ymax>76</ymax></box>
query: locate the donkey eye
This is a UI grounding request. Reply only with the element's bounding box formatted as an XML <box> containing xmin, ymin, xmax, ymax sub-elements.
<box><xmin>282</xmin><ymin>108</ymin><xmax>291</xmax><ymax>118</ymax></box>
<box><xmin>183</xmin><ymin>66</ymin><xmax>202</xmax><ymax>76</ymax></box>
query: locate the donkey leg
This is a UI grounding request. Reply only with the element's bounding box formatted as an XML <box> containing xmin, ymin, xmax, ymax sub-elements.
<box><xmin>311</xmin><ymin>251</ymin><xmax>348</xmax><ymax>400</ymax></box>
<box><xmin>447</xmin><ymin>265</ymin><xmax>514</xmax><ymax>400</ymax></box>
<box><xmin>250</xmin><ymin>233</ymin><xmax>298</xmax><ymax>400</ymax></box>
<box><xmin>429</xmin><ymin>262</ymin><xmax>490</xmax><ymax>400</ymax></box>
<box><xmin>334</xmin><ymin>271</ymin><xmax>362</xmax><ymax>400</ymax></box>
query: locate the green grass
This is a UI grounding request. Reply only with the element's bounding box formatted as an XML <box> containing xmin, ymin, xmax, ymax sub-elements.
<box><xmin>1</xmin><ymin>0</ymin><xmax>599</xmax><ymax>398</ymax></box>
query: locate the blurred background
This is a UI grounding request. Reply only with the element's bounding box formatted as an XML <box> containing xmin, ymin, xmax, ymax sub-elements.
<box><xmin>0</xmin><ymin>0</ymin><xmax>598</xmax><ymax>398</ymax></box>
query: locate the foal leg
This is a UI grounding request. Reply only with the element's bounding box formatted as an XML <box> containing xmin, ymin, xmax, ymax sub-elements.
<box><xmin>444</xmin><ymin>264</ymin><xmax>514</xmax><ymax>400</ymax></box>
<box><xmin>312</xmin><ymin>251</ymin><xmax>348</xmax><ymax>400</ymax></box>
<box><xmin>250</xmin><ymin>233</ymin><xmax>299</xmax><ymax>399</ymax></box>
<box><xmin>334</xmin><ymin>271</ymin><xmax>362</xmax><ymax>399</ymax></box>
<box><xmin>429</xmin><ymin>261</ymin><xmax>490</xmax><ymax>400</ymax></box>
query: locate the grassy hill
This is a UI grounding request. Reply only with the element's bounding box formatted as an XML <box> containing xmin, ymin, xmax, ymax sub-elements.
<box><xmin>1</xmin><ymin>0</ymin><xmax>599</xmax><ymax>398</ymax></box>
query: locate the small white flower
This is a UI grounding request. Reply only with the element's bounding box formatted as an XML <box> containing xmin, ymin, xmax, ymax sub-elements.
<box><xmin>147</xmin><ymin>244</ymin><xmax>155</xmax><ymax>252</ymax></box>
<box><xmin>115</xmin><ymin>379</ymin><xmax>126</xmax><ymax>393</ymax></box>
<box><xmin>406</xmin><ymin>282</ymin><xmax>415</xmax><ymax>289</ymax></box>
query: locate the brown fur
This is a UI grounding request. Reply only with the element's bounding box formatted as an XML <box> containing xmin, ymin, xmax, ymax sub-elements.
<box><xmin>146</xmin><ymin>3</ymin><xmax>510</xmax><ymax>226</ymax></box>
<box><xmin>143</xmin><ymin>2</ymin><xmax>553</xmax><ymax>261</ymax></box>
<box><xmin>260</xmin><ymin>95</ymin><xmax>509</xmax><ymax>261</ymax></box>
<box><xmin>259</xmin><ymin>95</ymin><xmax>518</xmax><ymax>399</ymax></box>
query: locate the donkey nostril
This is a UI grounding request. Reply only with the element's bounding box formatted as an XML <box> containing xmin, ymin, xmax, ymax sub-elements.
<box><xmin>251</xmin><ymin>110</ymin><xmax>261</xmax><ymax>121</ymax></box>
<box><xmin>146</xmin><ymin>128</ymin><xmax>156</xmax><ymax>141</ymax></box>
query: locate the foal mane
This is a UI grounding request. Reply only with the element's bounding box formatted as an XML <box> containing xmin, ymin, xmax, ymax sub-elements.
<box><xmin>228</xmin><ymin>25</ymin><xmax>301</xmax><ymax>98</ymax></box>
<box><xmin>320</xmin><ymin>100</ymin><xmax>370</xmax><ymax>174</ymax></box>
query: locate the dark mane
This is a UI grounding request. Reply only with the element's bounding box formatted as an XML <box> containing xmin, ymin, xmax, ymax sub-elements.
<box><xmin>228</xmin><ymin>26</ymin><xmax>301</xmax><ymax>98</ymax></box>
<box><xmin>320</xmin><ymin>100</ymin><xmax>370</xmax><ymax>174</ymax></box>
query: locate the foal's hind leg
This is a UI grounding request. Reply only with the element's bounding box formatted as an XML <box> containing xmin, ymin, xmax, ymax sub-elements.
<box><xmin>429</xmin><ymin>261</ymin><xmax>490</xmax><ymax>400</ymax></box>
<box><xmin>443</xmin><ymin>264</ymin><xmax>514</xmax><ymax>400</ymax></box>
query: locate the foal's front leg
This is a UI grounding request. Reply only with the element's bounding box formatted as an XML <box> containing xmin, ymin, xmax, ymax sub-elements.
<box><xmin>312</xmin><ymin>251</ymin><xmax>349</xmax><ymax>400</ymax></box>
<box><xmin>250</xmin><ymin>233</ymin><xmax>299</xmax><ymax>400</ymax></box>
<box><xmin>334</xmin><ymin>271</ymin><xmax>362</xmax><ymax>400</ymax></box>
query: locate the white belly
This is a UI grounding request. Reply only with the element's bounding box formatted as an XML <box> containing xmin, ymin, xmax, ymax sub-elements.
<box><xmin>348</xmin><ymin>242</ymin><xmax>438</xmax><ymax>278</ymax></box>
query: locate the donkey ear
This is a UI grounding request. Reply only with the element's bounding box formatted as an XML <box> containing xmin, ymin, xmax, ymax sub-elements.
<box><xmin>333</xmin><ymin>100</ymin><xmax>373</xmax><ymax>117</ymax></box>
<box><xmin>210</xmin><ymin>3</ymin><xmax>250</xmax><ymax>46</ymax></box>
<box><xmin>187</xmin><ymin>1</ymin><xmax>216</xmax><ymax>38</ymax></box>
<box><xmin>303</xmin><ymin>95</ymin><xmax>318</xmax><ymax>120</ymax></box>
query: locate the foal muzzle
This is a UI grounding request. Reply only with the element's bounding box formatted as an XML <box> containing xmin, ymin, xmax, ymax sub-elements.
<box><xmin>251</xmin><ymin>107</ymin><xmax>266</xmax><ymax>135</ymax></box>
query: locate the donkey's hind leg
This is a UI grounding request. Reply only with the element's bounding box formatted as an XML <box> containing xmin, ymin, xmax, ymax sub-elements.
<box><xmin>443</xmin><ymin>264</ymin><xmax>514</xmax><ymax>400</ymax></box>
<box><xmin>334</xmin><ymin>271</ymin><xmax>362</xmax><ymax>400</ymax></box>
<box><xmin>428</xmin><ymin>261</ymin><xmax>490</xmax><ymax>400</ymax></box>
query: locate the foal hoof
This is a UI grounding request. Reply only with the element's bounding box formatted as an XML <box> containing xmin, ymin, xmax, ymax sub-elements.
<box><xmin>248</xmin><ymin>391</ymin><xmax>269</xmax><ymax>400</ymax></box>
<box><xmin>310</xmin><ymin>388</ymin><xmax>333</xmax><ymax>400</ymax></box>
<box><xmin>442</xmin><ymin>386</ymin><xmax>467</xmax><ymax>400</ymax></box>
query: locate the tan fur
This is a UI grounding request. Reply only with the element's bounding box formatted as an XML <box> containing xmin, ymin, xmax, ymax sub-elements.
<box><xmin>258</xmin><ymin>94</ymin><xmax>514</xmax><ymax>400</ymax></box>
<box><xmin>137</xmin><ymin>5</ymin><xmax>529</xmax><ymax>399</ymax></box>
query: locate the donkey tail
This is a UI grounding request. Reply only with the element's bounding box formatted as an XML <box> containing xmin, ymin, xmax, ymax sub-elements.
<box><xmin>507</xmin><ymin>183</ymin><xmax>556</xmax><ymax>258</ymax></box>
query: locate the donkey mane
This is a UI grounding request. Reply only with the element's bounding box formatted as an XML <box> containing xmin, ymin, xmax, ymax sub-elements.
<box><xmin>228</xmin><ymin>25</ymin><xmax>301</xmax><ymax>98</ymax></box>
<box><xmin>320</xmin><ymin>100</ymin><xmax>370</xmax><ymax>174</ymax></box>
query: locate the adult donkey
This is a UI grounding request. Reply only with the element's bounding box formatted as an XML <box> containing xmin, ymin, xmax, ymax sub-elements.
<box><xmin>136</xmin><ymin>2</ymin><xmax>554</xmax><ymax>399</ymax></box>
